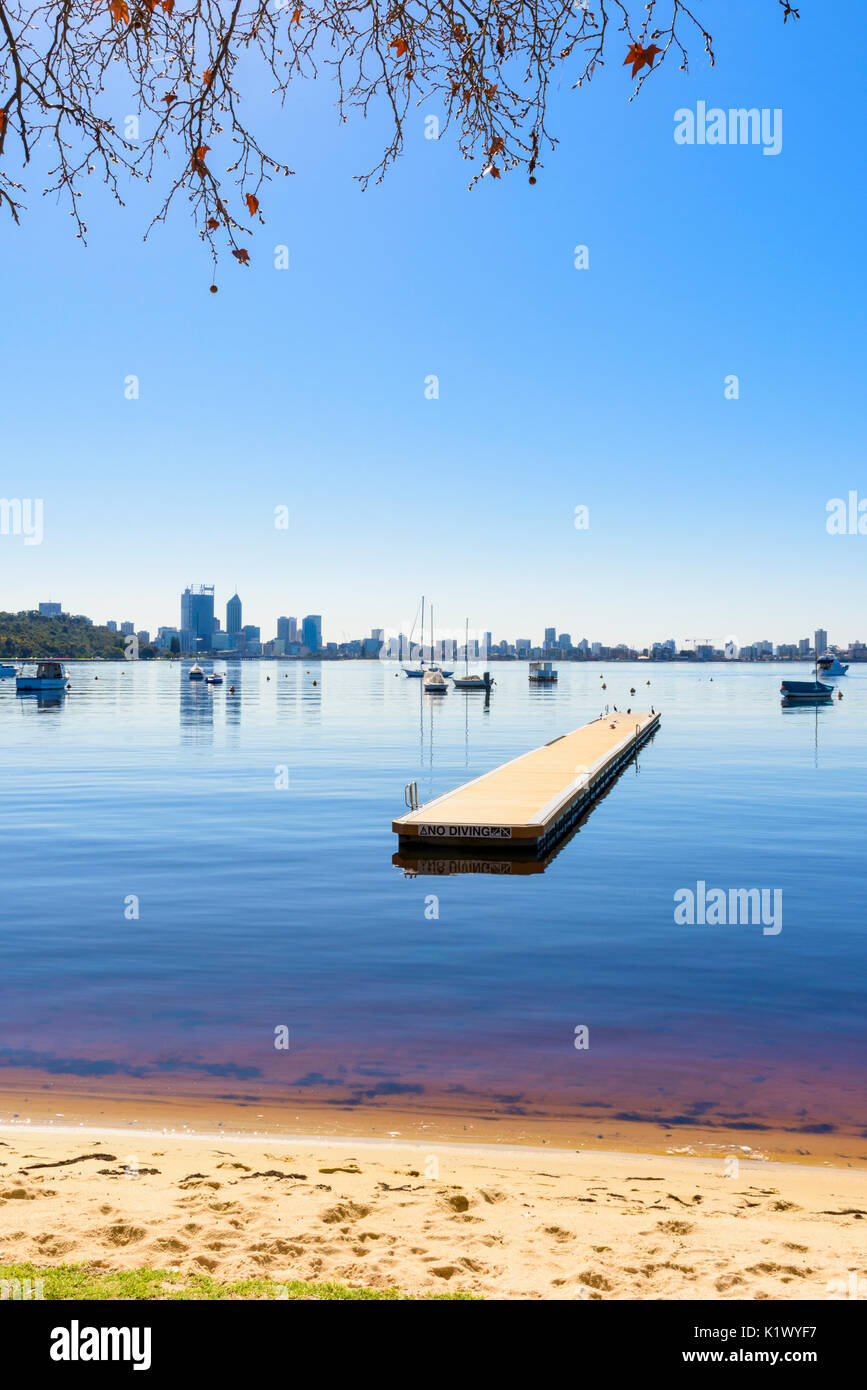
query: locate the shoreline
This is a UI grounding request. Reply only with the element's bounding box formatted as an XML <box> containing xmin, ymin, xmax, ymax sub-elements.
<box><xmin>1</xmin><ymin>1082</ymin><xmax>864</xmax><ymax>1171</ymax></box>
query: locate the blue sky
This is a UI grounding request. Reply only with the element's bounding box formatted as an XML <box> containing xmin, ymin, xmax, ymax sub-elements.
<box><xmin>1</xmin><ymin>1</ymin><xmax>864</xmax><ymax>649</ymax></box>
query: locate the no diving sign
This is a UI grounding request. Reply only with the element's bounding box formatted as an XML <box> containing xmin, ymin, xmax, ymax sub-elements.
<box><xmin>418</xmin><ymin>824</ymin><xmax>513</xmax><ymax>840</ymax></box>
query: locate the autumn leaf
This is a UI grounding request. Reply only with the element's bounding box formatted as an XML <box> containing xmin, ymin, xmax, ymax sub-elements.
<box><xmin>162</xmin><ymin>91</ymin><xmax>177</xmax><ymax>105</ymax></box>
<box><xmin>489</xmin><ymin>136</ymin><xmax>505</xmax><ymax>156</ymax></box>
<box><xmin>389</xmin><ymin>37</ymin><xmax>407</xmax><ymax>58</ymax></box>
<box><xmin>291</xmin><ymin>6</ymin><xmax>301</xmax><ymax>22</ymax></box>
<box><xmin>489</xmin><ymin>164</ymin><xmax>502</xmax><ymax>179</ymax></box>
<box><xmin>190</xmin><ymin>144</ymin><xmax>210</xmax><ymax>170</ymax></box>
<box><xmin>244</xmin><ymin>193</ymin><xmax>259</xmax><ymax>217</ymax></box>
<box><xmin>232</xmin><ymin>248</ymin><xmax>250</xmax><ymax>265</ymax></box>
<box><xmin>108</xmin><ymin>0</ymin><xmax>129</xmax><ymax>24</ymax></box>
<box><xmin>623</xmin><ymin>41</ymin><xmax>662</xmax><ymax>79</ymax></box>
<box><xmin>161</xmin><ymin>0</ymin><xmax>174</xmax><ymax>12</ymax></box>
<box><xmin>0</xmin><ymin>112</ymin><xmax>5</xmax><ymax>135</ymax></box>
<box><xmin>207</xmin><ymin>217</ymin><xmax>220</xmax><ymax>230</ymax></box>
<box><xmin>202</xmin><ymin>69</ymin><xmax>212</xmax><ymax>86</ymax></box>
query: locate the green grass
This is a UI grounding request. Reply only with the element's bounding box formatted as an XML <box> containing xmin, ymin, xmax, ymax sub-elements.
<box><xmin>0</xmin><ymin>1263</ymin><xmax>480</xmax><ymax>1301</ymax></box>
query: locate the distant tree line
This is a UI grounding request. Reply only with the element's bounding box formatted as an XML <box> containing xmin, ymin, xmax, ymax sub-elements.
<box><xmin>0</xmin><ymin>611</ymin><xmax>153</xmax><ymax>659</ymax></box>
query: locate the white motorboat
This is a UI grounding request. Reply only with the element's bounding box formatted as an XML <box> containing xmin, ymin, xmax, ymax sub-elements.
<box><xmin>188</xmin><ymin>663</ymin><xmax>205</xmax><ymax>681</ymax></box>
<box><xmin>817</xmin><ymin>651</ymin><xmax>848</xmax><ymax>676</ymax></box>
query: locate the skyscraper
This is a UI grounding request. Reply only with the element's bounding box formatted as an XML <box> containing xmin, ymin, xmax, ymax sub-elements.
<box><xmin>277</xmin><ymin>615</ymin><xmax>297</xmax><ymax>643</ymax></box>
<box><xmin>227</xmin><ymin>593</ymin><xmax>242</xmax><ymax>635</ymax></box>
<box><xmin>814</xmin><ymin>628</ymin><xmax>828</xmax><ymax>655</ymax></box>
<box><xmin>302</xmin><ymin>615</ymin><xmax>322</xmax><ymax>652</ymax></box>
<box><xmin>180</xmin><ymin>585</ymin><xmax>215</xmax><ymax>652</ymax></box>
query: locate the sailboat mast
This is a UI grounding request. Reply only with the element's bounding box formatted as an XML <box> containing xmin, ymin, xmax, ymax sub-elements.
<box><xmin>465</xmin><ymin>618</ymin><xmax>469</xmax><ymax>676</ymax></box>
<box><xmin>420</xmin><ymin>596</ymin><xmax>425</xmax><ymax>667</ymax></box>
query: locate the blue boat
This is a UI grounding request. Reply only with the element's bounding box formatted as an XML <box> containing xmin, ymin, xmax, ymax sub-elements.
<box><xmin>16</xmin><ymin>660</ymin><xmax>69</xmax><ymax>691</ymax></box>
<box><xmin>780</xmin><ymin>678</ymin><xmax>833</xmax><ymax>700</ymax></box>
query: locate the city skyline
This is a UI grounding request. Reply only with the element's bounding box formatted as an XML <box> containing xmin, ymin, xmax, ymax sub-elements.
<box><xmin>17</xmin><ymin>590</ymin><xmax>861</xmax><ymax>660</ymax></box>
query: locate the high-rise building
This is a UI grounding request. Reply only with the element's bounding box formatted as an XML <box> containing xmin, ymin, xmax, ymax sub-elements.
<box><xmin>302</xmin><ymin>615</ymin><xmax>322</xmax><ymax>652</ymax></box>
<box><xmin>181</xmin><ymin>585</ymin><xmax>215</xmax><ymax>652</ymax></box>
<box><xmin>814</xmin><ymin>628</ymin><xmax>828</xmax><ymax>655</ymax></box>
<box><xmin>227</xmin><ymin>593</ymin><xmax>242</xmax><ymax>635</ymax></box>
<box><xmin>120</xmin><ymin>621</ymin><xmax>134</xmax><ymax>636</ymax></box>
<box><xmin>137</xmin><ymin>630</ymin><xmax>150</xmax><ymax>646</ymax></box>
<box><xmin>544</xmin><ymin>627</ymin><xmax>556</xmax><ymax>650</ymax></box>
<box><xmin>277</xmin><ymin>615</ymin><xmax>297</xmax><ymax>644</ymax></box>
<box><xmin>558</xmin><ymin>633</ymin><xmax>572</xmax><ymax>650</ymax></box>
<box><xmin>106</xmin><ymin>620</ymin><xmax>117</xmax><ymax>632</ymax></box>
<box><xmin>798</xmin><ymin>638</ymin><xmax>810</xmax><ymax>656</ymax></box>
<box><xmin>38</xmin><ymin>601</ymin><xmax>62</xmax><ymax>617</ymax></box>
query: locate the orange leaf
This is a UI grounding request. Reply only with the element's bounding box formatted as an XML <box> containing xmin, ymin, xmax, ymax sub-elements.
<box><xmin>162</xmin><ymin>91</ymin><xmax>177</xmax><ymax>105</ymax></box>
<box><xmin>244</xmin><ymin>193</ymin><xmax>259</xmax><ymax>217</ymax></box>
<box><xmin>207</xmin><ymin>217</ymin><xmax>220</xmax><ymax>230</ymax></box>
<box><xmin>232</xmin><ymin>248</ymin><xmax>250</xmax><ymax>265</ymax></box>
<box><xmin>489</xmin><ymin>136</ymin><xmax>505</xmax><ymax>156</ymax></box>
<box><xmin>489</xmin><ymin>165</ymin><xmax>502</xmax><ymax>179</ymax></box>
<box><xmin>0</xmin><ymin>112</ymin><xmax>5</xmax><ymax>135</ymax></box>
<box><xmin>161</xmin><ymin>0</ymin><xmax>174</xmax><ymax>12</ymax></box>
<box><xmin>191</xmin><ymin>144</ymin><xmax>210</xmax><ymax>169</ymax></box>
<box><xmin>390</xmin><ymin>37</ymin><xmax>407</xmax><ymax>57</ymax></box>
<box><xmin>108</xmin><ymin>0</ymin><xmax>129</xmax><ymax>24</ymax></box>
<box><xmin>203</xmin><ymin>69</ymin><xmax>211</xmax><ymax>86</ymax></box>
<box><xmin>291</xmin><ymin>6</ymin><xmax>301</xmax><ymax>22</ymax></box>
<box><xmin>623</xmin><ymin>41</ymin><xmax>662</xmax><ymax>79</ymax></box>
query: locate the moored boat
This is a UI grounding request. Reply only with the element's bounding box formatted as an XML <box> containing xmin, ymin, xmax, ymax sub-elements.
<box><xmin>422</xmin><ymin>666</ymin><xmax>448</xmax><ymax>693</ymax></box>
<box><xmin>206</xmin><ymin>673</ymin><xmax>223</xmax><ymax>685</ymax></box>
<box><xmin>529</xmin><ymin>660</ymin><xmax>558</xmax><ymax>684</ymax></box>
<box><xmin>0</xmin><ymin>662</ymin><xmax>17</xmax><ymax>678</ymax></box>
<box><xmin>188</xmin><ymin>663</ymin><xmax>205</xmax><ymax>681</ymax></box>
<box><xmin>452</xmin><ymin>619</ymin><xmax>493</xmax><ymax>690</ymax></box>
<box><xmin>780</xmin><ymin>678</ymin><xmax>833</xmax><ymax>701</ymax></box>
<box><xmin>16</xmin><ymin>660</ymin><xmax>69</xmax><ymax>691</ymax></box>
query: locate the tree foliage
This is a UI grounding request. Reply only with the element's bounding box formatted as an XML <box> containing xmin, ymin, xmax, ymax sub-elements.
<box><xmin>0</xmin><ymin>610</ymin><xmax>129</xmax><ymax>658</ymax></box>
<box><xmin>0</xmin><ymin>1</ymin><xmax>799</xmax><ymax>269</ymax></box>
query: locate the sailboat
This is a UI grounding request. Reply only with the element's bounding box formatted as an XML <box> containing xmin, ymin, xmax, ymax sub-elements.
<box><xmin>452</xmin><ymin>619</ymin><xmax>493</xmax><ymax>691</ymax></box>
<box><xmin>422</xmin><ymin>604</ymin><xmax>448</xmax><ymax>693</ymax></box>
<box><xmin>403</xmin><ymin>596</ymin><xmax>427</xmax><ymax>677</ymax></box>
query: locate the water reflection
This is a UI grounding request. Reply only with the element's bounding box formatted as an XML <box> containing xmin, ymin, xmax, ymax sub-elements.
<box><xmin>16</xmin><ymin>691</ymin><xmax>66</xmax><ymax>713</ymax></box>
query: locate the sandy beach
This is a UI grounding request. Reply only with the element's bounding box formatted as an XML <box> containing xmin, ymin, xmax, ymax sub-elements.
<box><xmin>2</xmin><ymin>1114</ymin><xmax>865</xmax><ymax>1300</ymax></box>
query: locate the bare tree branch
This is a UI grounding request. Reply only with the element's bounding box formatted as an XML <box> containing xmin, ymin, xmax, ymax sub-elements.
<box><xmin>0</xmin><ymin>2</ymin><xmax>798</xmax><ymax>267</ymax></box>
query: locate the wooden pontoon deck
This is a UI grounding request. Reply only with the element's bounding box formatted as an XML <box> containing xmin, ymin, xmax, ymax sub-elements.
<box><xmin>393</xmin><ymin>710</ymin><xmax>660</xmax><ymax>857</ymax></box>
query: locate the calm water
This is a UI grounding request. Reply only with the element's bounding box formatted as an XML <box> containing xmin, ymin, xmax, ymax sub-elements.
<box><xmin>1</xmin><ymin>660</ymin><xmax>864</xmax><ymax>1137</ymax></box>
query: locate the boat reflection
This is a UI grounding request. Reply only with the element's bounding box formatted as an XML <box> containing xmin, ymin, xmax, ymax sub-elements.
<box><xmin>16</xmin><ymin>691</ymin><xmax>66</xmax><ymax>712</ymax></box>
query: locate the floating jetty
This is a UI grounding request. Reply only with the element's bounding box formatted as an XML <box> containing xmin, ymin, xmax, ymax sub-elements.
<box><xmin>393</xmin><ymin>710</ymin><xmax>660</xmax><ymax>860</ymax></box>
